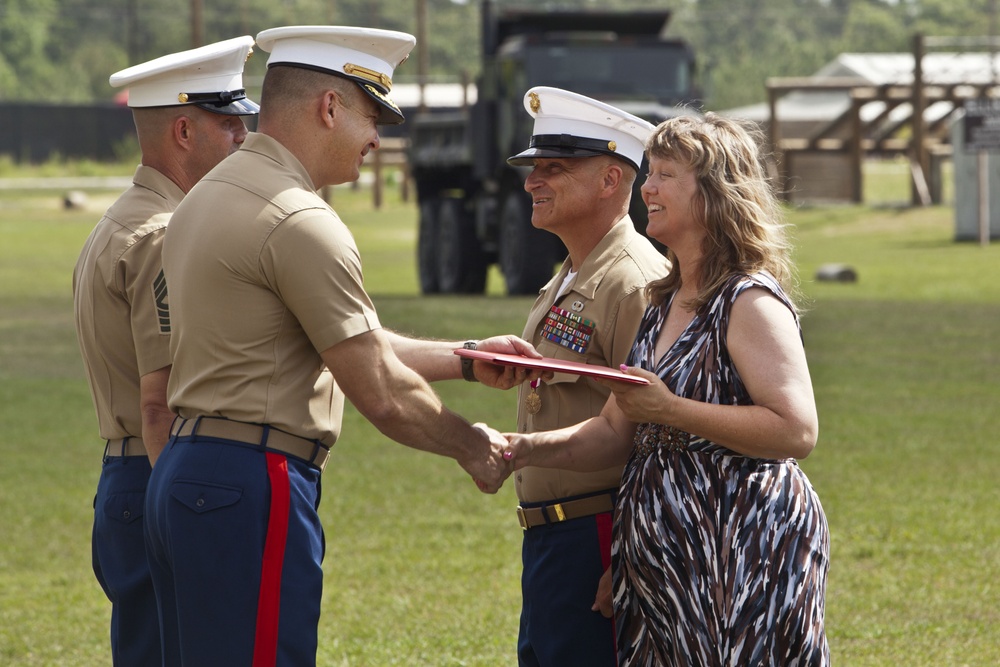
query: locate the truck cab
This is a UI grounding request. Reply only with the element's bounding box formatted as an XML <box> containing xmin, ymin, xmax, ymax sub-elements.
<box><xmin>410</xmin><ymin>3</ymin><xmax>698</xmax><ymax>295</ymax></box>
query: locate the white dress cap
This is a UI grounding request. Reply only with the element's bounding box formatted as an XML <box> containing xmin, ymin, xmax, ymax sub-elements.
<box><xmin>507</xmin><ymin>86</ymin><xmax>655</xmax><ymax>171</ymax></box>
<box><xmin>109</xmin><ymin>36</ymin><xmax>259</xmax><ymax>115</ymax></box>
<box><xmin>255</xmin><ymin>25</ymin><xmax>416</xmax><ymax>125</ymax></box>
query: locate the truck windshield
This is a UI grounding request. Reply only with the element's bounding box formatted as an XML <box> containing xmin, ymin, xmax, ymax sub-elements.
<box><xmin>521</xmin><ymin>44</ymin><xmax>690</xmax><ymax>103</ymax></box>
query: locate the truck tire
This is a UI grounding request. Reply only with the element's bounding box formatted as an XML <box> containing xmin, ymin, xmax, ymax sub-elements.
<box><xmin>437</xmin><ymin>197</ymin><xmax>487</xmax><ymax>293</ymax></box>
<box><xmin>417</xmin><ymin>197</ymin><xmax>441</xmax><ymax>294</ymax></box>
<box><xmin>498</xmin><ymin>190</ymin><xmax>558</xmax><ymax>295</ymax></box>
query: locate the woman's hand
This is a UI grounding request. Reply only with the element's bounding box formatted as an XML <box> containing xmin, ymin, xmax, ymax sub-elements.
<box><xmin>500</xmin><ymin>432</ymin><xmax>533</xmax><ymax>470</ymax></box>
<box><xmin>597</xmin><ymin>366</ymin><xmax>675</xmax><ymax>425</ymax></box>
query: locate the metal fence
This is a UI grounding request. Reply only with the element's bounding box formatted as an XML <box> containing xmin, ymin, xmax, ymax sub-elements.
<box><xmin>0</xmin><ymin>103</ymin><xmax>137</xmax><ymax>163</ymax></box>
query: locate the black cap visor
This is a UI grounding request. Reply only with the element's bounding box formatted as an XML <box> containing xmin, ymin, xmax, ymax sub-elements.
<box><xmin>184</xmin><ymin>89</ymin><xmax>259</xmax><ymax>116</ymax></box>
<box><xmin>354</xmin><ymin>81</ymin><xmax>405</xmax><ymax>125</ymax></box>
<box><xmin>507</xmin><ymin>133</ymin><xmax>639</xmax><ymax>171</ymax></box>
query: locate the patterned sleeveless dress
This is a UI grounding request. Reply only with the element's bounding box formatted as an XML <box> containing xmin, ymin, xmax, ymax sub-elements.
<box><xmin>612</xmin><ymin>272</ymin><xmax>830</xmax><ymax>667</ymax></box>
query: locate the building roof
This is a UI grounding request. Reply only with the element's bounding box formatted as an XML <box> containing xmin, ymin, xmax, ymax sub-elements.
<box><xmin>391</xmin><ymin>82</ymin><xmax>477</xmax><ymax>108</ymax></box>
<box><xmin>721</xmin><ymin>51</ymin><xmax>1000</xmax><ymax>123</ymax></box>
<box><xmin>818</xmin><ymin>52</ymin><xmax>1000</xmax><ymax>85</ymax></box>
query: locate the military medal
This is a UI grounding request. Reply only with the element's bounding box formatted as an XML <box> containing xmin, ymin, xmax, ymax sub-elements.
<box><xmin>525</xmin><ymin>379</ymin><xmax>541</xmax><ymax>415</ymax></box>
<box><xmin>541</xmin><ymin>305</ymin><xmax>595</xmax><ymax>355</ymax></box>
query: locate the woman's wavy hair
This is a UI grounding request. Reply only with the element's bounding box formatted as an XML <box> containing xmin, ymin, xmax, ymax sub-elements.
<box><xmin>643</xmin><ymin>112</ymin><xmax>798</xmax><ymax>312</ymax></box>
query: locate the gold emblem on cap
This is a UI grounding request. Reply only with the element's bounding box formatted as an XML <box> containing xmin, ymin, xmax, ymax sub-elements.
<box><xmin>608</xmin><ymin>140</ymin><xmax>617</xmax><ymax>152</ymax></box>
<box><xmin>364</xmin><ymin>85</ymin><xmax>401</xmax><ymax>114</ymax></box>
<box><xmin>529</xmin><ymin>91</ymin><xmax>541</xmax><ymax>113</ymax></box>
<box><xmin>344</xmin><ymin>63</ymin><xmax>392</xmax><ymax>91</ymax></box>
<box><xmin>178</xmin><ymin>92</ymin><xmax>189</xmax><ymax>103</ymax></box>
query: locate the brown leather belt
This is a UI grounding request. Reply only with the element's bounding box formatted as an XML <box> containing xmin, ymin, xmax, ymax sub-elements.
<box><xmin>105</xmin><ymin>437</ymin><xmax>146</xmax><ymax>457</ymax></box>
<box><xmin>517</xmin><ymin>493</ymin><xmax>615</xmax><ymax>530</ymax></box>
<box><xmin>171</xmin><ymin>418</ymin><xmax>330</xmax><ymax>472</ymax></box>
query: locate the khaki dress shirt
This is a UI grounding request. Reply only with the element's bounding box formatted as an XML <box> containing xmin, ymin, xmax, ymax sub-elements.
<box><xmin>73</xmin><ymin>165</ymin><xmax>181</xmax><ymax>440</ymax></box>
<box><xmin>515</xmin><ymin>217</ymin><xmax>670</xmax><ymax>503</ymax></box>
<box><xmin>162</xmin><ymin>133</ymin><xmax>380</xmax><ymax>447</ymax></box>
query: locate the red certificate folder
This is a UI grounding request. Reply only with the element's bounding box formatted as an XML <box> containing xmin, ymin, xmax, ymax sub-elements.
<box><xmin>454</xmin><ymin>348</ymin><xmax>650</xmax><ymax>385</ymax></box>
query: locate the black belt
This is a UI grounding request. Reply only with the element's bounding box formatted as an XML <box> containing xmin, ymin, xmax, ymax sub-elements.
<box><xmin>170</xmin><ymin>417</ymin><xmax>330</xmax><ymax>472</ymax></box>
<box><xmin>517</xmin><ymin>493</ymin><xmax>615</xmax><ymax>530</ymax></box>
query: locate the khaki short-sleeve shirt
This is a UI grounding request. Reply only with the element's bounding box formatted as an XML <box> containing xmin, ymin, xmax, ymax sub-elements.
<box><xmin>73</xmin><ymin>165</ymin><xmax>182</xmax><ymax>440</ymax></box>
<box><xmin>163</xmin><ymin>133</ymin><xmax>380</xmax><ymax>446</ymax></box>
<box><xmin>515</xmin><ymin>217</ymin><xmax>670</xmax><ymax>503</ymax></box>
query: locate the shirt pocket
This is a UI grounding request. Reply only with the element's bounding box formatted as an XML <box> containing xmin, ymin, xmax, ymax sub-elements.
<box><xmin>537</xmin><ymin>338</ymin><xmax>591</xmax><ymax>385</ymax></box>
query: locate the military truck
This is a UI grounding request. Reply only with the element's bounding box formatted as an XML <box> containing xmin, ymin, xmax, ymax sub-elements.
<box><xmin>409</xmin><ymin>1</ymin><xmax>699</xmax><ymax>295</ymax></box>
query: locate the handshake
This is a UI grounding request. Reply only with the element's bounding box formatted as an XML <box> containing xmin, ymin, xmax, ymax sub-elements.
<box><xmin>466</xmin><ymin>423</ymin><xmax>528</xmax><ymax>494</ymax></box>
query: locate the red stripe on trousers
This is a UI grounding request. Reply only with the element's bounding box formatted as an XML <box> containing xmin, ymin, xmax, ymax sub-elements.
<box><xmin>253</xmin><ymin>453</ymin><xmax>290</xmax><ymax>667</ymax></box>
<box><xmin>595</xmin><ymin>511</ymin><xmax>618</xmax><ymax>665</ymax></box>
<box><xmin>596</xmin><ymin>512</ymin><xmax>613</xmax><ymax>570</ymax></box>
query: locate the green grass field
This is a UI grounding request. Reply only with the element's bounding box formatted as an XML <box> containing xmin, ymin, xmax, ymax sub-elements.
<box><xmin>1</xmin><ymin>174</ymin><xmax>998</xmax><ymax>666</ymax></box>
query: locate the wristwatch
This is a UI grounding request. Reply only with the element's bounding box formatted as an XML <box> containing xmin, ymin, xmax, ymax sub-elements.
<box><xmin>462</xmin><ymin>340</ymin><xmax>479</xmax><ymax>382</ymax></box>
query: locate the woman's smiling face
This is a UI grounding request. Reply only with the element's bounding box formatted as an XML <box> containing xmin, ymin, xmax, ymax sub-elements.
<box><xmin>640</xmin><ymin>155</ymin><xmax>702</xmax><ymax>248</ymax></box>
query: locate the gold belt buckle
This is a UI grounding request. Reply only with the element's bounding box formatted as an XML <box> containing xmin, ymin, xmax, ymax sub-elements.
<box><xmin>551</xmin><ymin>503</ymin><xmax>566</xmax><ymax>522</ymax></box>
<box><xmin>517</xmin><ymin>506</ymin><xmax>528</xmax><ymax>530</ymax></box>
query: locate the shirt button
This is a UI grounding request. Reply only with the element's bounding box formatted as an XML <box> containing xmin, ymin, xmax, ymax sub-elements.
<box><xmin>122</xmin><ymin>510</ymin><xmax>131</xmax><ymax>519</ymax></box>
<box><xmin>196</xmin><ymin>498</ymin><xmax>205</xmax><ymax>508</ymax></box>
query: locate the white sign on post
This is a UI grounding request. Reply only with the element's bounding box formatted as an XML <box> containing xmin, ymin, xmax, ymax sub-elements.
<box><xmin>964</xmin><ymin>98</ymin><xmax>1000</xmax><ymax>152</ymax></box>
<box><xmin>963</xmin><ymin>98</ymin><xmax>999</xmax><ymax>245</ymax></box>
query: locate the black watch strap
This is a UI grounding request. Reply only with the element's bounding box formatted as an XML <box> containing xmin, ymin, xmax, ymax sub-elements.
<box><xmin>462</xmin><ymin>340</ymin><xmax>479</xmax><ymax>382</ymax></box>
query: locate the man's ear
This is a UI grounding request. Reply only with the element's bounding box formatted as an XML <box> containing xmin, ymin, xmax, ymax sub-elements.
<box><xmin>322</xmin><ymin>90</ymin><xmax>340</xmax><ymax>128</ymax></box>
<box><xmin>173</xmin><ymin>115</ymin><xmax>194</xmax><ymax>148</ymax></box>
<box><xmin>601</xmin><ymin>162</ymin><xmax>624</xmax><ymax>196</ymax></box>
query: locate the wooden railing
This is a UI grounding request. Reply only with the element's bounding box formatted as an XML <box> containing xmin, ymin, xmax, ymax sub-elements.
<box><xmin>319</xmin><ymin>136</ymin><xmax>411</xmax><ymax>209</ymax></box>
<box><xmin>368</xmin><ymin>137</ymin><xmax>410</xmax><ymax>209</ymax></box>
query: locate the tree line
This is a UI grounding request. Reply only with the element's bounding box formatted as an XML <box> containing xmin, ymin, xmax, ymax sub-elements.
<box><xmin>0</xmin><ymin>0</ymin><xmax>995</xmax><ymax>112</ymax></box>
